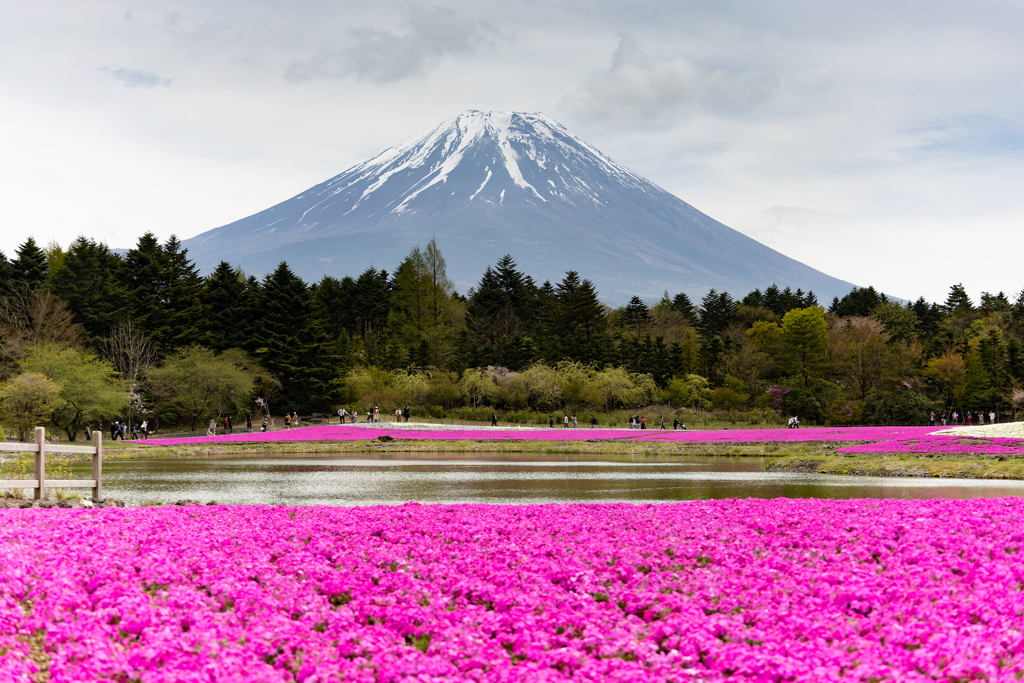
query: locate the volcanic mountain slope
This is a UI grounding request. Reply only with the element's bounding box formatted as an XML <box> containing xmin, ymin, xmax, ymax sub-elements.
<box><xmin>182</xmin><ymin>110</ymin><xmax>855</xmax><ymax>303</ymax></box>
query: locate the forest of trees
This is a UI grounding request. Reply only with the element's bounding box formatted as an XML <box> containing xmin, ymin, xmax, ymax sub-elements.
<box><xmin>2</xmin><ymin>232</ymin><xmax>1024</xmax><ymax>437</ymax></box>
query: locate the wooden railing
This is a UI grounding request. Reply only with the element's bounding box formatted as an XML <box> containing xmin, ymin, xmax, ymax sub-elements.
<box><xmin>0</xmin><ymin>427</ymin><xmax>102</xmax><ymax>500</ymax></box>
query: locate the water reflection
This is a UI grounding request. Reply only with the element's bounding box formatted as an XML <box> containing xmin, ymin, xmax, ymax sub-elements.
<box><xmin>71</xmin><ymin>454</ymin><xmax>1024</xmax><ymax>506</ymax></box>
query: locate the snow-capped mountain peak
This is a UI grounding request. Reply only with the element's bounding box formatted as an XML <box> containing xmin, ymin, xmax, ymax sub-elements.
<box><xmin>182</xmin><ymin>110</ymin><xmax>854</xmax><ymax>304</ymax></box>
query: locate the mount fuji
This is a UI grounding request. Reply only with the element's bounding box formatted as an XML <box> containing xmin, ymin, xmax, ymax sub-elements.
<box><xmin>182</xmin><ymin>110</ymin><xmax>855</xmax><ymax>304</ymax></box>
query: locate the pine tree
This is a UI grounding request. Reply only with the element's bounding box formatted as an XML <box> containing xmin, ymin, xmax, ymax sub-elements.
<box><xmin>388</xmin><ymin>247</ymin><xmax>429</xmax><ymax>365</ymax></box>
<box><xmin>944</xmin><ymin>283</ymin><xmax>974</xmax><ymax>314</ymax></box>
<box><xmin>671</xmin><ymin>292</ymin><xmax>698</xmax><ymax>325</ymax></box>
<box><xmin>161</xmin><ymin>236</ymin><xmax>205</xmax><ymax>350</ymax></box>
<box><xmin>10</xmin><ymin>238</ymin><xmax>48</xmax><ymax>290</ymax></box>
<box><xmin>699</xmin><ymin>289</ymin><xmax>738</xmax><ymax>337</ymax></box>
<box><xmin>0</xmin><ymin>250</ymin><xmax>11</xmax><ymax>297</ymax></box>
<box><xmin>50</xmin><ymin>237</ymin><xmax>129</xmax><ymax>340</ymax></box>
<box><xmin>203</xmin><ymin>261</ymin><xmax>249</xmax><ymax>350</ymax></box>
<box><xmin>466</xmin><ymin>266</ymin><xmax>504</xmax><ymax>346</ymax></box>
<box><xmin>544</xmin><ymin>271</ymin><xmax>607</xmax><ymax>363</ymax></box>
<box><xmin>621</xmin><ymin>296</ymin><xmax>651</xmax><ymax>332</ymax></box>
<box><xmin>352</xmin><ymin>267</ymin><xmax>390</xmax><ymax>339</ymax></box>
<box><xmin>256</xmin><ymin>262</ymin><xmax>313</xmax><ymax>408</ymax></box>
<box><xmin>120</xmin><ymin>232</ymin><xmax>166</xmax><ymax>343</ymax></box>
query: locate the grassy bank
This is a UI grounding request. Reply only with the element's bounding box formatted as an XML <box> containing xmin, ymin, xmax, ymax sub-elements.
<box><xmin>765</xmin><ymin>453</ymin><xmax>1024</xmax><ymax>479</ymax></box>
<box><xmin>100</xmin><ymin>438</ymin><xmax>835</xmax><ymax>459</ymax></box>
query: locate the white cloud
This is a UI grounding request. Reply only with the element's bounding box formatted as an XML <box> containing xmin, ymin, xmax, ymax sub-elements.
<box><xmin>286</xmin><ymin>6</ymin><xmax>501</xmax><ymax>84</ymax></box>
<box><xmin>562</xmin><ymin>33</ymin><xmax>777</xmax><ymax>124</ymax></box>
<box><xmin>102</xmin><ymin>67</ymin><xmax>172</xmax><ymax>88</ymax></box>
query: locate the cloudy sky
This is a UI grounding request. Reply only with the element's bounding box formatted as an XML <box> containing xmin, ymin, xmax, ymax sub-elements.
<box><xmin>2</xmin><ymin>0</ymin><xmax>1022</xmax><ymax>303</ymax></box>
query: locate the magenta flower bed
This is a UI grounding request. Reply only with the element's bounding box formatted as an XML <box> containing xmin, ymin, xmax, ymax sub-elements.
<box><xmin>142</xmin><ymin>424</ymin><xmax>1024</xmax><ymax>456</ymax></box>
<box><xmin>4</xmin><ymin>500</ymin><xmax>1024</xmax><ymax>681</ymax></box>
<box><xmin>838</xmin><ymin>435</ymin><xmax>1024</xmax><ymax>455</ymax></box>
<box><xmin>145</xmin><ymin>424</ymin><xmax>938</xmax><ymax>447</ymax></box>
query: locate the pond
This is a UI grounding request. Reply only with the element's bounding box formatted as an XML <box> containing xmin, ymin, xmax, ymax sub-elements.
<box><xmin>64</xmin><ymin>453</ymin><xmax>1024</xmax><ymax>505</ymax></box>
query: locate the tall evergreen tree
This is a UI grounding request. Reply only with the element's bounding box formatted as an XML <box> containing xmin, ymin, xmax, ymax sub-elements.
<box><xmin>943</xmin><ymin>283</ymin><xmax>974</xmax><ymax>314</ymax></box>
<box><xmin>10</xmin><ymin>237</ymin><xmax>48</xmax><ymax>290</ymax></box>
<box><xmin>494</xmin><ymin>254</ymin><xmax>540</xmax><ymax>332</ymax></box>
<box><xmin>620</xmin><ymin>296</ymin><xmax>651</xmax><ymax>332</ymax></box>
<box><xmin>698</xmin><ymin>289</ymin><xmax>738</xmax><ymax>337</ymax></box>
<box><xmin>0</xmin><ymin>250</ymin><xmax>10</xmax><ymax>297</ymax></box>
<box><xmin>388</xmin><ymin>247</ymin><xmax>429</xmax><ymax>366</ymax></box>
<box><xmin>671</xmin><ymin>292</ymin><xmax>698</xmax><ymax>325</ymax></box>
<box><xmin>120</xmin><ymin>232</ymin><xmax>166</xmax><ymax>342</ymax></box>
<box><xmin>352</xmin><ymin>267</ymin><xmax>390</xmax><ymax>339</ymax></box>
<box><xmin>829</xmin><ymin>286</ymin><xmax>886</xmax><ymax>317</ymax></box>
<box><xmin>161</xmin><ymin>236</ymin><xmax>205</xmax><ymax>350</ymax></box>
<box><xmin>50</xmin><ymin>237</ymin><xmax>129</xmax><ymax>340</ymax></box>
<box><xmin>543</xmin><ymin>271</ymin><xmax>607</xmax><ymax>363</ymax></box>
<box><xmin>466</xmin><ymin>266</ymin><xmax>504</xmax><ymax>346</ymax></box>
<box><xmin>257</xmin><ymin>262</ymin><xmax>314</xmax><ymax>408</ymax></box>
<box><xmin>203</xmin><ymin>261</ymin><xmax>249</xmax><ymax>350</ymax></box>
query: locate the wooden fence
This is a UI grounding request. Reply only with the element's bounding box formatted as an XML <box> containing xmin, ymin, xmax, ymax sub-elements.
<box><xmin>0</xmin><ymin>427</ymin><xmax>102</xmax><ymax>500</ymax></box>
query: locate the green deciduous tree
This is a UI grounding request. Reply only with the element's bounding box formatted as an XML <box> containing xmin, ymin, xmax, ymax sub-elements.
<box><xmin>20</xmin><ymin>344</ymin><xmax>127</xmax><ymax>441</ymax></box>
<box><xmin>0</xmin><ymin>372</ymin><xmax>62</xmax><ymax>441</ymax></box>
<box><xmin>667</xmin><ymin>374</ymin><xmax>712</xmax><ymax>414</ymax></box>
<box><xmin>150</xmin><ymin>345</ymin><xmax>264</xmax><ymax>431</ymax></box>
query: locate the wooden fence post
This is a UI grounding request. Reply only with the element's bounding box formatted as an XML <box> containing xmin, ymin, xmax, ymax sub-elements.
<box><xmin>92</xmin><ymin>431</ymin><xmax>103</xmax><ymax>501</ymax></box>
<box><xmin>34</xmin><ymin>426</ymin><xmax>46</xmax><ymax>501</ymax></box>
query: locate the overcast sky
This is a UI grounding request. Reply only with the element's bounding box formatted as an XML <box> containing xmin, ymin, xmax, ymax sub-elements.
<box><xmin>2</xmin><ymin>0</ymin><xmax>1022</xmax><ymax>303</ymax></box>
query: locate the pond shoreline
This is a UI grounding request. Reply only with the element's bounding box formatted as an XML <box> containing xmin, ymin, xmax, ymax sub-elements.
<box><xmin>96</xmin><ymin>438</ymin><xmax>1024</xmax><ymax>480</ymax></box>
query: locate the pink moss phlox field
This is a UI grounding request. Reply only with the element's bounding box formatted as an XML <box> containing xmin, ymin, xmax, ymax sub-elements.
<box><xmin>4</xmin><ymin>503</ymin><xmax>1024</xmax><ymax>681</ymax></box>
<box><xmin>144</xmin><ymin>425</ymin><xmax>938</xmax><ymax>447</ymax></box>
<box><xmin>838</xmin><ymin>436</ymin><xmax>1024</xmax><ymax>455</ymax></box>
<box><xmin>142</xmin><ymin>424</ymin><xmax>1024</xmax><ymax>456</ymax></box>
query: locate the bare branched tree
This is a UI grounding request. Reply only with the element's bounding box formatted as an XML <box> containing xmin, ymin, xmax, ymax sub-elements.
<box><xmin>0</xmin><ymin>285</ymin><xmax>84</xmax><ymax>367</ymax></box>
<box><xmin>101</xmin><ymin>318</ymin><xmax>157</xmax><ymax>428</ymax></box>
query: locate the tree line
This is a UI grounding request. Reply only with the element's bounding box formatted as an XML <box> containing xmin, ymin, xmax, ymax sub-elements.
<box><xmin>1</xmin><ymin>232</ymin><xmax>1023</xmax><ymax>436</ymax></box>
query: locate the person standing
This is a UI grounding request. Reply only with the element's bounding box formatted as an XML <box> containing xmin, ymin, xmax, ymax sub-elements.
<box><xmin>590</xmin><ymin>414</ymin><xmax>596</xmax><ymax>428</ymax></box>
<box><xmin>285</xmin><ymin>413</ymin><xmax>291</xmax><ymax>428</ymax></box>
<box><xmin>549</xmin><ymin>416</ymin><xmax>554</xmax><ymax>428</ymax></box>
<box><xmin>141</xmin><ymin>420</ymin><xmax>148</xmax><ymax>439</ymax></box>
<box><xmin>227</xmin><ymin>415</ymin><xmax>233</xmax><ymax>433</ymax></box>
<box><xmin>131</xmin><ymin>422</ymin><xmax>139</xmax><ymax>440</ymax></box>
<box><xmin>246</xmin><ymin>413</ymin><xmax>252</xmax><ymax>432</ymax></box>
<box><xmin>660</xmin><ymin>416</ymin><xmax>665</xmax><ymax>430</ymax></box>
<box><xmin>572</xmin><ymin>415</ymin><xmax>577</xmax><ymax>428</ymax></box>
<box><xmin>85</xmin><ymin>425</ymin><xmax>92</xmax><ymax>441</ymax></box>
<box><xmin>207</xmin><ymin>419</ymin><xmax>216</xmax><ymax>437</ymax></box>
<box><xmin>991</xmin><ymin>410</ymin><xmax>996</xmax><ymax>424</ymax></box>
<box><xmin>262</xmin><ymin>415</ymin><xmax>268</xmax><ymax>432</ymax></box>
<box><xmin>929</xmin><ymin>411</ymin><xmax>936</xmax><ymax>427</ymax></box>
<box><xmin>403</xmin><ymin>406</ymin><xmax>410</xmax><ymax>423</ymax></box>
